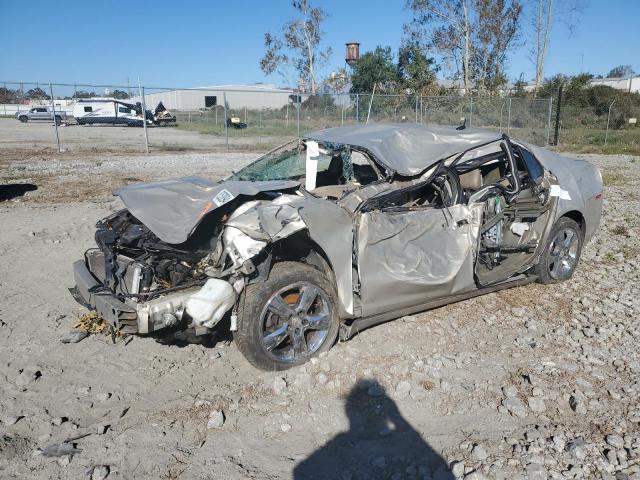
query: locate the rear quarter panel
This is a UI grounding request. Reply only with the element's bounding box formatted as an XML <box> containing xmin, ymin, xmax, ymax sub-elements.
<box><xmin>525</xmin><ymin>144</ymin><xmax>603</xmax><ymax>243</ymax></box>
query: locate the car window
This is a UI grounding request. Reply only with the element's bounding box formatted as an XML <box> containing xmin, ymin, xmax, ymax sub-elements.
<box><xmin>518</xmin><ymin>146</ymin><xmax>544</xmax><ymax>184</ymax></box>
<box><xmin>119</xmin><ymin>106</ymin><xmax>131</xmax><ymax>114</ymax></box>
<box><xmin>36</xmin><ymin>108</ymin><xmax>47</xmax><ymax>112</ymax></box>
<box><xmin>228</xmin><ymin>141</ymin><xmax>332</xmax><ymax>182</ymax></box>
<box><xmin>84</xmin><ymin>106</ymin><xmax>93</xmax><ymax>112</ymax></box>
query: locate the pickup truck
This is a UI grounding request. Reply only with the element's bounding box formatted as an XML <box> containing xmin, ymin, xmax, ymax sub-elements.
<box><xmin>15</xmin><ymin>106</ymin><xmax>67</xmax><ymax>125</ymax></box>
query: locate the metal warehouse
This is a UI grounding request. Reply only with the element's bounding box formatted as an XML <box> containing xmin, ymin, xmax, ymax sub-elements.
<box><xmin>135</xmin><ymin>84</ymin><xmax>299</xmax><ymax>111</ymax></box>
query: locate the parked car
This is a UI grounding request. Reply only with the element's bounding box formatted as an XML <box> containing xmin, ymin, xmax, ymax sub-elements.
<box><xmin>70</xmin><ymin>124</ymin><xmax>603</xmax><ymax>370</ymax></box>
<box><xmin>15</xmin><ymin>106</ymin><xmax>66</xmax><ymax>125</ymax></box>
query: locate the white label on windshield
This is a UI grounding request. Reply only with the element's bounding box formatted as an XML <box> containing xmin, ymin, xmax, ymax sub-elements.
<box><xmin>213</xmin><ymin>189</ymin><xmax>234</xmax><ymax>207</ymax></box>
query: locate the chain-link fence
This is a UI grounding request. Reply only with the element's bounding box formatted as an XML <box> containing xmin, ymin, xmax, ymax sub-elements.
<box><xmin>2</xmin><ymin>80</ymin><xmax>637</xmax><ymax>155</ymax></box>
<box><xmin>552</xmin><ymin>93</ymin><xmax>640</xmax><ymax>152</ymax></box>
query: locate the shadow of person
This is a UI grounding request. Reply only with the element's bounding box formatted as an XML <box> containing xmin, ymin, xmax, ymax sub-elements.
<box><xmin>293</xmin><ymin>379</ymin><xmax>454</xmax><ymax>480</ymax></box>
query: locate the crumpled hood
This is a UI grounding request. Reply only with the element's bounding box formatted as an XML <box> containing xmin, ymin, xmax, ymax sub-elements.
<box><xmin>114</xmin><ymin>177</ymin><xmax>299</xmax><ymax>244</ymax></box>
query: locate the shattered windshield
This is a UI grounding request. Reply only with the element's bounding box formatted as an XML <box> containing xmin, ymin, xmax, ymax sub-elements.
<box><xmin>228</xmin><ymin>140</ymin><xmax>333</xmax><ymax>182</ymax></box>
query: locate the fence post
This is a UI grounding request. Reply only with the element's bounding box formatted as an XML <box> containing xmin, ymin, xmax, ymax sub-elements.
<box><xmin>420</xmin><ymin>96</ymin><xmax>423</xmax><ymax>123</ymax></box>
<box><xmin>139</xmin><ymin>84</ymin><xmax>149</xmax><ymax>153</ymax></box>
<box><xmin>469</xmin><ymin>96</ymin><xmax>473</xmax><ymax>127</ymax></box>
<box><xmin>546</xmin><ymin>97</ymin><xmax>553</xmax><ymax>146</ymax></box>
<box><xmin>296</xmin><ymin>95</ymin><xmax>300</xmax><ymax>139</ymax></box>
<box><xmin>49</xmin><ymin>83</ymin><xmax>61</xmax><ymax>153</ymax></box>
<box><xmin>507</xmin><ymin>97</ymin><xmax>512</xmax><ymax>135</ymax></box>
<box><xmin>415</xmin><ymin>95</ymin><xmax>418</xmax><ymax>123</ymax></box>
<box><xmin>223</xmin><ymin>91</ymin><xmax>229</xmax><ymax>150</ymax></box>
<box><xmin>605</xmin><ymin>99</ymin><xmax>616</xmax><ymax>146</ymax></box>
<box><xmin>553</xmin><ymin>85</ymin><xmax>563</xmax><ymax>146</ymax></box>
<box><xmin>355</xmin><ymin>94</ymin><xmax>359</xmax><ymax>123</ymax></box>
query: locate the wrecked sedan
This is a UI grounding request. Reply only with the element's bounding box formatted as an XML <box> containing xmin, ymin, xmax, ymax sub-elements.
<box><xmin>71</xmin><ymin>124</ymin><xmax>602</xmax><ymax>370</ymax></box>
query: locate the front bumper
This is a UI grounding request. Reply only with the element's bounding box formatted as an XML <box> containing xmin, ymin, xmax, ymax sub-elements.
<box><xmin>71</xmin><ymin>260</ymin><xmax>139</xmax><ymax>333</ymax></box>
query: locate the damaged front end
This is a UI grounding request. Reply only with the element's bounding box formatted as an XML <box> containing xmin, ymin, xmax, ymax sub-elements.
<box><xmin>70</xmin><ymin>177</ymin><xmax>306</xmax><ymax>336</ymax></box>
<box><xmin>71</xmin><ymin>207</ymin><xmax>243</xmax><ymax>335</ymax></box>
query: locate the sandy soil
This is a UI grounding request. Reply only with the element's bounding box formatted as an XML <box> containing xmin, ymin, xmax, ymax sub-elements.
<box><xmin>0</xmin><ymin>151</ymin><xmax>639</xmax><ymax>480</ymax></box>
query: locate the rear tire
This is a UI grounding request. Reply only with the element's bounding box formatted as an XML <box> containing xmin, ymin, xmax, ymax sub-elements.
<box><xmin>18</xmin><ymin>116</ymin><xmax>28</xmax><ymax>123</ymax></box>
<box><xmin>54</xmin><ymin>116</ymin><xmax>62</xmax><ymax>126</ymax></box>
<box><xmin>235</xmin><ymin>262</ymin><xmax>339</xmax><ymax>371</ymax></box>
<box><xmin>535</xmin><ymin>217</ymin><xmax>583</xmax><ymax>284</ymax></box>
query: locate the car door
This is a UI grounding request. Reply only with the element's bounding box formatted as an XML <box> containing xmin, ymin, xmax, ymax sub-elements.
<box><xmin>354</xmin><ymin>177</ymin><xmax>482</xmax><ymax>317</ymax></box>
<box><xmin>472</xmin><ymin>144</ymin><xmax>554</xmax><ymax>286</ymax></box>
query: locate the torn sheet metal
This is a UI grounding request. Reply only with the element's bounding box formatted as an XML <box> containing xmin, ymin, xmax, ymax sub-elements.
<box><xmin>222</xmin><ymin>193</ymin><xmax>355</xmax><ymax>316</ymax></box>
<box><xmin>357</xmin><ymin>204</ymin><xmax>481</xmax><ymax>317</ymax></box>
<box><xmin>114</xmin><ymin>178</ymin><xmax>299</xmax><ymax>244</ymax></box>
<box><xmin>518</xmin><ymin>142</ymin><xmax>603</xmax><ymax>242</ymax></box>
<box><xmin>305</xmin><ymin>124</ymin><xmax>501</xmax><ymax>176</ymax></box>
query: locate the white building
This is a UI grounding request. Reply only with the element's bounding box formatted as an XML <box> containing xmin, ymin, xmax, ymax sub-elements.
<box><xmin>589</xmin><ymin>76</ymin><xmax>640</xmax><ymax>94</ymax></box>
<box><xmin>132</xmin><ymin>84</ymin><xmax>303</xmax><ymax>111</ymax></box>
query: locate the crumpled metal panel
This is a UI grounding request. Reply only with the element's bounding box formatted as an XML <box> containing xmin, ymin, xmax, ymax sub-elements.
<box><xmin>357</xmin><ymin>204</ymin><xmax>481</xmax><ymax>317</ymax></box>
<box><xmin>114</xmin><ymin>177</ymin><xmax>299</xmax><ymax>244</ymax></box>
<box><xmin>305</xmin><ymin>124</ymin><xmax>501</xmax><ymax>176</ymax></box>
<box><xmin>222</xmin><ymin>194</ymin><xmax>355</xmax><ymax>316</ymax></box>
<box><xmin>519</xmin><ymin>142</ymin><xmax>603</xmax><ymax>243</ymax></box>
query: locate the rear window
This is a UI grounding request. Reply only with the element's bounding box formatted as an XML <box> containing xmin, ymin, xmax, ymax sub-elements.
<box><xmin>118</xmin><ymin>106</ymin><xmax>131</xmax><ymax>114</ymax></box>
<box><xmin>520</xmin><ymin>147</ymin><xmax>544</xmax><ymax>183</ymax></box>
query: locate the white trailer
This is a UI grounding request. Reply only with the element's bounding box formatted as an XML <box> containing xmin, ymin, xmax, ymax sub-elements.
<box><xmin>73</xmin><ymin>99</ymin><xmax>150</xmax><ymax>127</ymax></box>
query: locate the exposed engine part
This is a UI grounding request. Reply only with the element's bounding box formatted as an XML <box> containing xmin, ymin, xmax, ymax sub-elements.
<box><xmin>185</xmin><ymin>279</ymin><xmax>237</xmax><ymax>328</ymax></box>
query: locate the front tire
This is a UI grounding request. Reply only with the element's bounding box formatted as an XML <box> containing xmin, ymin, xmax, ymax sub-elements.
<box><xmin>535</xmin><ymin>217</ymin><xmax>583</xmax><ymax>284</ymax></box>
<box><xmin>235</xmin><ymin>261</ymin><xmax>339</xmax><ymax>371</ymax></box>
<box><xmin>18</xmin><ymin>116</ymin><xmax>28</xmax><ymax>123</ymax></box>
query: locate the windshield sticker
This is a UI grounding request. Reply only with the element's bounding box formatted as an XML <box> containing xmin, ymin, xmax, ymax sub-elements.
<box><xmin>213</xmin><ymin>189</ymin><xmax>234</xmax><ymax>207</ymax></box>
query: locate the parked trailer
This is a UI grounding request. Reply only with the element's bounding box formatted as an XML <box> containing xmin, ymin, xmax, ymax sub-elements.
<box><xmin>73</xmin><ymin>99</ymin><xmax>151</xmax><ymax>127</ymax></box>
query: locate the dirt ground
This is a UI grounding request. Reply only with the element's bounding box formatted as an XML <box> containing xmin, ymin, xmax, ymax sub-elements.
<box><xmin>0</xmin><ymin>139</ymin><xmax>639</xmax><ymax>479</ymax></box>
<box><xmin>0</xmin><ymin>118</ymin><xmax>291</xmax><ymax>154</ymax></box>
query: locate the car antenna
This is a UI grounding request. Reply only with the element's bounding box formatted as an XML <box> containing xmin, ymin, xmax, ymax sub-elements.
<box><xmin>456</xmin><ymin>117</ymin><xmax>468</xmax><ymax>130</ymax></box>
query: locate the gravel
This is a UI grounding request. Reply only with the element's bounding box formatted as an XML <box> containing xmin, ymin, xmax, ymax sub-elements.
<box><xmin>0</xmin><ymin>151</ymin><xmax>638</xmax><ymax>478</ymax></box>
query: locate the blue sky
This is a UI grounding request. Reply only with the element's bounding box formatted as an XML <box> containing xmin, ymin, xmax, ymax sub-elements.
<box><xmin>0</xmin><ymin>0</ymin><xmax>637</xmax><ymax>90</ymax></box>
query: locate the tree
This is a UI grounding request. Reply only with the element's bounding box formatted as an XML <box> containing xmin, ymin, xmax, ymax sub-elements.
<box><xmin>26</xmin><ymin>87</ymin><xmax>50</xmax><ymax>100</ymax></box>
<box><xmin>260</xmin><ymin>0</ymin><xmax>332</xmax><ymax>94</ymax></box>
<box><xmin>607</xmin><ymin>65</ymin><xmax>634</xmax><ymax>79</ymax></box>
<box><xmin>397</xmin><ymin>42</ymin><xmax>439</xmax><ymax>95</ymax></box>
<box><xmin>0</xmin><ymin>87</ymin><xmax>18</xmax><ymax>103</ymax></box>
<box><xmin>73</xmin><ymin>90</ymin><xmax>97</xmax><ymax>99</ymax></box>
<box><xmin>529</xmin><ymin>0</ymin><xmax>586</xmax><ymax>97</ymax></box>
<box><xmin>111</xmin><ymin>89</ymin><xmax>130</xmax><ymax>99</ymax></box>
<box><xmin>471</xmin><ymin>0</ymin><xmax>522</xmax><ymax>92</ymax></box>
<box><xmin>406</xmin><ymin>0</ymin><xmax>522</xmax><ymax>94</ymax></box>
<box><xmin>406</xmin><ymin>0</ymin><xmax>472</xmax><ymax>94</ymax></box>
<box><xmin>512</xmin><ymin>73</ymin><xmax>529</xmax><ymax>97</ymax></box>
<box><xmin>349</xmin><ymin>46</ymin><xmax>398</xmax><ymax>94</ymax></box>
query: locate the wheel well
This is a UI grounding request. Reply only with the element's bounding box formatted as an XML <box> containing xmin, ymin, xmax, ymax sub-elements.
<box><xmin>269</xmin><ymin>231</ymin><xmax>336</xmax><ymax>282</ymax></box>
<box><xmin>561</xmin><ymin>210</ymin><xmax>586</xmax><ymax>234</ymax></box>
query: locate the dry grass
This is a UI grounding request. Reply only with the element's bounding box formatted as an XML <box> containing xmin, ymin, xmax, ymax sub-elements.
<box><xmin>74</xmin><ymin>311</ymin><xmax>113</xmax><ymax>335</ymax></box>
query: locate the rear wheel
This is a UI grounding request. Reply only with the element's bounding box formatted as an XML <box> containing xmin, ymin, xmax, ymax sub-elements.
<box><xmin>54</xmin><ymin>116</ymin><xmax>62</xmax><ymax>126</ymax></box>
<box><xmin>18</xmin><ymin>116</ymin><xmax>28</xmax><ymax>123</ymax></box>
<box><xmin>235</xmin><ymin>262</ymin><xmax>339</xmax><ymax>371</ymax></box>
<box><xmin>535</xmin><ymin>217</ymin><xmax>583</xmax><ymax>284</ymax></box>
